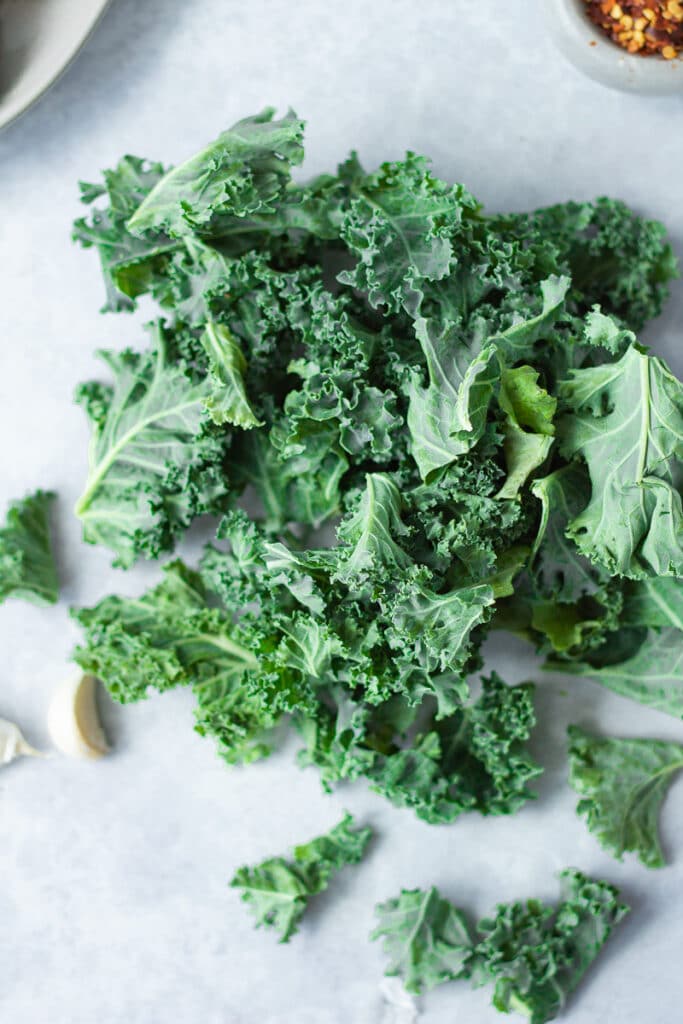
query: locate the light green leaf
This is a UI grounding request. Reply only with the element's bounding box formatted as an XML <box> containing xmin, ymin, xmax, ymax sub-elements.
<box><xmin>371</xmin><ymin>887</ymin><xmax>475</xmax><ymax>993</ymax></box>
<box><xmin>201</xmin><ymin>321</ymin><xmax>263</xmax><ymax>428</ymax></box>
<box><xmin>496</xmin><ymin>364</ymin><xmax>556</xmax><ymax>500</ymax></box>
<box><xmin>334</xmin><ymin>473</ymin><xmax>411</xmax><ymax>583</ymax></box>
<box><xmin>568</xmin><ymin>725</ymin><xmax>683</xmax><ymax>867</ymax></box>
<box><xmin>0</xmin><ymin>490</ymin><xmax>59</xmax><ymax>606</ymax></box>
<box><xmin>74</xmin><ymin>323</ymin><xmax>230</xmax><ymax>567</ymax></box>
<box><xmin>583</xmin><ymin>308</ymin><xmax>635</xmax><ymax>354</ymax></box>
<box><xmin>553</xmin><ymin>628</ymin><xmax>683</xmax><ymax>717</ymax></box>
<box><xmin>498</xmin><ymin>426</ymin><xmax>554</xmax><ymax>501</ymax></box>
<box><xmin>623</xmin><ymin>576</ymin><xmax>683</xmax><ymax>630</ymax></box>
<box><xmin>559</xmin><ymin>344</ymin><xmax>683</xmax><ymax>578</ymax></box>
<box><xmin>407</xmin><ymin>320</ymin><xmax>498</xmax><ymax>480</ymax></box>
<box><xmin>499</xmin><ymin>364</ymin><xmax>557</xmax><ymax>437</ymax></box>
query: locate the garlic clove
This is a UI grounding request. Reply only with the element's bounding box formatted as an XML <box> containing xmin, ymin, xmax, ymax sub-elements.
<box><xmin>47</xmin><ymin>673</ymin><xmax>110</xmax><ymax>759</ymax></box>
<box><xmin>0</xmin><ymin>718</ymin><xmax>46</xmax><ymax>765</ymax></box>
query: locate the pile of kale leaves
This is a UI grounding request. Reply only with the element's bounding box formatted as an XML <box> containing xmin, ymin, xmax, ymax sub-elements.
<box><xmin>30</xmin><ymin>107</ymin><xmax>682</xmax><ymax>1019</ymax></box>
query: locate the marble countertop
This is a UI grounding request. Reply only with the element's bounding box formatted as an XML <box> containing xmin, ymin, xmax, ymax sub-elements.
<box><xmin>2</xmin><ymin>2</ymin><xmax>683</xmax><ymax>1022</ymax></box>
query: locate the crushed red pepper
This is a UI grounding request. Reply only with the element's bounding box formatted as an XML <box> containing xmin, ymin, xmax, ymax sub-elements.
<box><xmin>584</xmin><ymin>1</ymin><xmax>683</xmax><ymax>57</ymax></box>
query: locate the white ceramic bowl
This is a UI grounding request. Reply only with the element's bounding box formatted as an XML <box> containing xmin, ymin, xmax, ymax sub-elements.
<box><xmin>0</xmin><ymin>0</ymin><xmax>111</xmax><ymax>131</ymax></box>
<box><xmin>545</xmin><ymin>0</ymin><xmax>683</xmax><ymax>94</ymax></box>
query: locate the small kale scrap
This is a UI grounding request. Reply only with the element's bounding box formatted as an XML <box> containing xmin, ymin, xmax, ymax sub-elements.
<box><xmin>371</xmin><ymin>887</ymin><xmax>475</xmax><ymax>993</ymax></box>
<box><xmin>230</xmin><ymin>812</ymin><xmax>371</xmax><ymax>942</ymax></box>
<box><xmin>373</xmin><ymin>870</ymin><xmax>628</xmax><ymax>1024</ymax></box>
<box><xmin>568</xmin><ymin>725</ymin><xmax>683</xmax><ymax>868</ymax></box>
<box><xmin>0</xmin><ymin>490</ymin><xmax>59</xmax><ymax>606</ymax></box>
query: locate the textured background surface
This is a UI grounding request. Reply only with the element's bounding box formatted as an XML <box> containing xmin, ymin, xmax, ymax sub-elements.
<box><xmin>2</xmin><ymin>2</ymin><xmax>683</xmax><ymax>1022</ymax></box>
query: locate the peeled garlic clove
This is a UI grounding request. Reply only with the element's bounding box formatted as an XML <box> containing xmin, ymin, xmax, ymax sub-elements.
<box><xmin>47</xmin><ymin>673</ymin><xmax>109</xmax><ymax>759</ymax></box>
<box><xmin>0</xmin><ymin>718</ymin><xmax>45</xmax><ymax>765</ymax></box>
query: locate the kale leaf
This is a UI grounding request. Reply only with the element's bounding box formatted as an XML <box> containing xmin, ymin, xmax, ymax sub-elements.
<box><xmin>568</xmin><ymin>725</ymin><xmax>683</xmax><ymax>867</ymax></box>
<box><xmin>373</xmin><ymin>870</ymin><xmax>628</xmax><ymax>1023</ymax></box>
<box><xmin>74</xmin><ymin>322</ymin><xmax>232</xmax><ymax>567</ymax></box>
<box><xmin>0</xmin><ymin>490</ymin><xmax>59</xmax><ymax>605</ymax></box>
<box><xmin>371</xmin><ymin>887</ymin><xmax>475</xmax><ymax>993</ymax></box>
<box><xmin>230</xmin><ymin>812</ymin><xmax>371</xmax><ymax>942</ymax></box>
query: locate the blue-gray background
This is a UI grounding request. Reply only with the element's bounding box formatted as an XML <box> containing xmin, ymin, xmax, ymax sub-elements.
<box><xmin>2</xmin><ymin>2</ymin><xmax>682</xmax><ymax>1022</ymax></box>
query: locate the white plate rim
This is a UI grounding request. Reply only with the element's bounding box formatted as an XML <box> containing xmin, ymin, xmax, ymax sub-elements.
<box><xmin>0</xmin><ymin>0</ymin><xmax>112</xmax><ymax>132</ymax></box>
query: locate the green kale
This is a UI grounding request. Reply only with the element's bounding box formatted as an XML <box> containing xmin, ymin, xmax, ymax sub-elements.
<box><xmin>127</xmin><ymin>109</ymin><xmax>306</xmax><ymax>239</ymax></box>
<box><xmin>74</xmin><ymin>322</ymin><xmax>232</xmax><ymax>567</ymax></box>
<box><xmin>559</xmin><ymin>344</ymin><xmax>683</xmax><ymax>579</ymax></box>
<box><xmin>0</xmin><ymin>490</ymin><xmax>59</xmax><ymax>606</ymax></box>
<box><xmin>230</xmin><ymin>812</ymin><xmax>371</xmax><ymax>942</ymax></box>
<box><xmin>68</xmin><ymin>114</ymin><xmax>683</xmax><ymax>1012</ymax></box>
<box><xmin>373</xmin><ymin>870</ymin><xmax>628</xmax><ymax>1023</ymax></box>
<box><xmin>472</xmin><ymin>869</ymin><xmax>628</xmax><ymax>1024</ymax></box>
<box><xmin>493</xmin><ymin>198</ymin><xmax>677</xmax><ymax>332</ymax></box>
<box><xmin>568</xmin><ymin>725</ymin><xmax>683</xmax><ymax>867</ymax></box>
<box><xmin>72</xmin><ymin>155</ymin><xmax>174</xmax><ymax>312</ymax></box>
<box><xmin>622</xmin><ymin>575</ymin><xmax>683</xmax><ymax>630</ymax></box>
<box><xmin>552</xmin><ymin>628</ymin><xmax>683</xmax><ymax>717</ymax></box>
<box><xmin>364</xmin><ymin>673</ymin><xmax>541</xmax><ymax>823</ymax></box>
<box><xmin>371</xmin><ymin>887</ymin><xmax>475</xmax><ymax>993</ymax></box>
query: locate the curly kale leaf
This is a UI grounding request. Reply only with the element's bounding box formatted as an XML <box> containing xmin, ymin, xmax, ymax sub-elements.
<box><xmin>559</xmin><ymin>343</ymin><xmax>683</xmax><ymax>579</ymax></box>
<box><xmin>72</xmin><ymin>558</ymin><xmax>278</xmax><ymax>765</ymax></box>
<box><xmin>374</xmin><ymin>871</ymin><xmax>628</xmax><ymax>1023</ymax></box>
<box><xmin>332</xmin><ymin>473</ymin><xmax>412</xmax><ymax>584</ymax></box>
<box><xmin>72</xmin><ymin>155</ymin><xmax>176</xmax><ymax>312</ymax></box>
<box><xmin>473</xmin><ymin>869</ymin><xmax>628</xmax><ymax>1024</ymax></box>
<box><xmin>72</xmin><ymin>560</ymin><xmax>256</xmax><ymax>697</ymax></box>
<box><xmin>0</xmin><ymin>490</ymin><xmax>59</xmax><ymax>606</ymax></box>
<box><xmin>298</xmin><ymin>673</ymin><xmax>539</xmax><ymax>824</ymax></box>
<box><xmin>406</xmin><ymin>276</ymin><xmax>567</xmax><ymax>481</ymax></box>
<box><xmin>127</xmin><ymin>108</ymin><xmax>306</xmax><ymax>238</ymax></box>
<box><xmin>406</xmin><ymin>318</ymin><xmax>499</xmax><ymax>480</ymax></box>
<box><xmin>368</xmin><ymin>673</ymin><xmax>540</xmax><ymax>822</ymax></box>
<box><xmin>230</xmin><ymin>812</ymin><xmax>371</xmax><ymax>942</ymax></box>
<box><xmin>74</xmin><ymin>322</ymin><xmax>232</xmax><ymax>567</ymax></box>
<box><xmin>338</xmin><ymin>152</ymin><xmax>479</xmax><ymax>315</ymax></box>
<box><xmin>568</xmin><ymin>725</ymin><xmax>683</xmax><ymax>867</ymax></box>
<box><xmin>495</xmin><ymin>197</ymin><xmax>677</xmax><ymax>332</ymax></box>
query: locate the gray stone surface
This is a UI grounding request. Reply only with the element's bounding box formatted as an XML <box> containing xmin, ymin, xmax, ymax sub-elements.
<box><xmin>1</xmin><ymin>2</ymin><xmax>682</xmax><ymax>1021</ymax></box>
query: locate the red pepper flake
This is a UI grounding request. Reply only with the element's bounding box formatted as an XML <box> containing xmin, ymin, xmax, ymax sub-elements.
<box><xmin>584</xmin><ymin>0</ymin><xmax>683</xmax><ymax>57</ymax></box>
